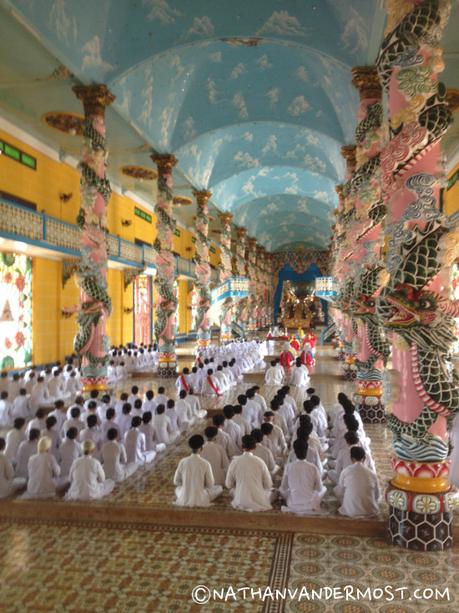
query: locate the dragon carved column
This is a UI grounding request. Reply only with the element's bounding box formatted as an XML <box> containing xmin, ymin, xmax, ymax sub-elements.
<box><xmin>151</xmin><ymin>153</ymin><xmax>178</xmax><ymax>378</ymax></box>
<box><xmin>246</xmin><ymin>237</ymin><xmax>258</xmax><ymax>331</ymax></box>
<box><xmin>218</xmin><ymin>212</ymin><xmax>234</xmax><ymax>343</ymax></box>
<box><xmin>377</xmin><ymin>0</ymin><xmax>458</xmax><ymax>550</ymax></box>
<box><xmin>233</xmin><ymin>226</ymin><xmax>249</xmax><ymax>334</ymax></box>
<box><xmin>348</xmin><ymin>65</ymin><xmax>390</xmax><ymax>423</ymax></box>
<box><xmin>193</xmin><ymin>189</ymin><xmax>212</xmax><ymax>348</ymax></box>
<box><xmin>72</xmin><ymin>84</ymin><xmax>114</xmax><ymax>391</ymax></box>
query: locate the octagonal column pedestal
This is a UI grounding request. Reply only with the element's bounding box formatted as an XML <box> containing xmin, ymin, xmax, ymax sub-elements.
<box><xmin>72</xmin><ymin>84</ymin><xmax>115</xmax><ymax>392</ymax></box>
<box><xmin>218</xmin><ymin>213</ymin><xmax>233</xmax><ymax>343</ymax></box>
<box><xmin>151</xmin><ymin>153</ymin><xmax>178</xmax><ymax>378</ymax></box>
<box><xmin>193</xmin><ymin>189</ymin><xmax>212</xmax><ymax>348</ymax></box>
<box><xmin>387</xmin><ymin>460</ymin><xmax>456</xmax><ymax>551</ymax></box>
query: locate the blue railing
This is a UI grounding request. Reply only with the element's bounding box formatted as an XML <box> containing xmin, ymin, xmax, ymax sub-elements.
<box><xmin>0</xmin><ymin>198</ymin><xmax>202</xmax><ymax>279</ymax></box>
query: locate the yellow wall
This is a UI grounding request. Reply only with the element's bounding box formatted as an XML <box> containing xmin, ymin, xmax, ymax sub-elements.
<box><xmin>445</xmin><ymin>163</ymin><xmax>459</xmax><ymax>217</ymax></box>
<box><xmin>1</xmin><ymin>126</ymin><xmax>221</xmax><ymax>364</ymax></box>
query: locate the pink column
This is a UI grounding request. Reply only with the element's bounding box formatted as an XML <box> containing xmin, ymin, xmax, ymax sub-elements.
<box><xmin>193</xmin><ymin>189</ymin><xmax>212</xmax><ymax>347</ymax></box>
<box><xmin>377</xmin><ymin>0</ymin><xmax>455</xmax><ymax>550</ymax></box>
<box><xmin>151</xmin><ymin>153</ymin><xmax>178</xmax><ymax>377</ymax></box>
<box><xmin>72</xmin><ymin>84</ymin><xmax>115</xmax><ymax>391</ymax></box>
<box><xmin>218</xmin><ymin>212</ymin><xmax>234</xmax><ymax>342</ymax></box>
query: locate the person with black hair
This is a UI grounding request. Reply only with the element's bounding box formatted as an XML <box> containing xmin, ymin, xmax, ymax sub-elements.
<box><xmin>80</xmin><ymin>414</ymin><xmax>103</xmax><ymax>460</ymax></box>
<box><xmin>335</xmin><ymin>446</ymin><xmax>380</xmax><ymax>517</ymax></box>
<box><xmin>102</xmin><ymin>428</ymin><xmax>138</xmax><ymax>482</ymax></box>
<box><xmin>0</xmin><ymin>437</ymin><xmax>26</xmax><ymax>497</ymax></box>
<box><xmin>225</xmin><ymin>434</ymin><xmax>273</xmax><ymax>512</ymax></box>
<box><xmin>125</xmin><ymin>416</ymin><xmax>156</xmax><ymax>465</ymax></box>
<box><xmin>251</xmin><ymin>428</ymin><xmax>279</xmax><ymax>475</ymax></box>
<box><xmin>173</xmin><ymin>434</ymin><xmax>223</xmax><ymax>507</ymax></box>
<box><xmin>15</xmin><ymin>428</ymin><xmax>40</xmax><ymax>479</ymax></box>
<box><xmin>200</xmin><ymin>426</ymin><xmax>229</xmax><ymax>486</ymax></box>
<box><xmin>279</xmin><ymin>439</ymin><xmax>325</xmax><ymax>515</ymax></box>
<box><xmin>212</xmin><ymin>414</ymin><xmax>237</xmax><ymax>458</ymax></box>
<box><xmin>59</xmin><ymin>428</ymin><xmax>81</xmax><ymax>481</ymax></box>
<box><xmin>5</xmin><ymin>417</ymin><xmax>26</xmax><ymax>463</ymax></box>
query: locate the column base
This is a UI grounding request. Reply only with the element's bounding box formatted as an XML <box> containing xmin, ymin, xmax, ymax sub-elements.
<box><xmin>387</xmin><ymin>486</ymin><xmax>455</xmax><ymax>551</ymax></box>
<box><xmin>357</xmin><ymin>397</ymin><xmax>386</xmax><ymax>424</ymax></box>
<box><xmin>342</xmin><ymin>368</ymin><xmax>357</xmax><ymax>381</ymax></box>
<box><xmin>157</xmin><ymin>365</ymin><xmax>177</xmax><ymax>378</ymax></box>
<box><xmin>81</xmin><ymin>377</ymin><xmax>108</xmax><ymax>392</ymax></box>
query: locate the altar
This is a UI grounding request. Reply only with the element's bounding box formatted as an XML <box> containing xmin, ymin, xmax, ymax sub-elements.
<box><xmin>278</xmin><ymin>280</ymin><xmax>320</xmax><ymax>329</ymax></box>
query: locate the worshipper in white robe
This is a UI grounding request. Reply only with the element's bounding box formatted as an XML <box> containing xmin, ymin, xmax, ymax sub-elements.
<box><xmin>5</xmin><ymin>418</ymin><xmax>27</xmax><ymax>463</ymax></box>
<box><xmin>200</xmin><ymin>426</ymin><xmax>230</xmax><ymax>487</ymax></box>
<box><xmin>280</xmin><ymin>439</ymin><xmax>326</xmax><ymax>515</ymax></box>
<box><xmin>176</xmin><ymin>368</ymin><xmax>191</xmax><ymax>394</ymax></box>
<box><xmin>152</xmin><ymin>387</ymin><xmax>168</xmax><ymax>412</ymax></box>
<box><xmin>203</xmin><ymin>369</ymin><xmax>222</xmax><ymax>397</ymax></box>
<box><xmin>174</xmin><ymin>434</ymin><xmax>223</xmax><ymax>507</ymax></box>
<box><xmin>335</xmin><ymin>447</ymin><xmax>380</xmax><ymax>517</ymax></box>
<box><xmin>15</xmin><ymin>428</ymin><xmax>40</xmax><ymax>479</ymax></box>
<box><xmin>114</xmin><ymin>393</ymin><xmax>129</xmax><ymax>421</ymax></box>
<box><xmin>269</xmin><ymin>400</ymin><xmax>289</xmax><ymax>439</ymax></box>
<box><xmin>214</xmin><ymin>365</ymin><xmax>230</xmax><ymax>393</ymax></box>
<box><xmin>0</xmin><ymin>391</ymin><xmax>13</xmax><ymax>429</ymax></box>
<box><xmin>0</xmin><ymin>437</ymin><xmax>26</xmax><ymax>498</ymax></box>
<box><xmin>80</xmin><ymin>414</ymin><xmax>103</xmax><ymax>460</ymax></box>
<box><xmin>59</xmin><ymin>428</ymin><xmax>82</xmax><ymax>482</ymax></box>
<box><xmin>213</xmin><ymin>414</ymin><xmax>238</xmax><ymax>458</ymax></box>
<box><xmin>226</xmin><ymin>435</ymin><xmax>273</xmax><ymax>512</ymax></box>
<box><xmin>241</xmin><ymin>391</ymin><xmax>261</xmax><ymax>430</ymax></box>
<box><xmin>262</xmin><ymin>412</ymin><xmax>287</xmax><ymax>455</ymax></box>
<box><xmin>222</xmin><ymin>405</ymin><xmax>242</xmax><ymax>451</ymax></box>
<box><xmin>47</xmin><ymin>400</ymin><xmax>68</xmax><ymax>435</ymax></box>
<box><xmin>141</xmin><ymin>390</ymin><xmax>154</xmax><ymax>415</ymax></box>
<box><xmin>8</xmin><ymin>373</ymin><xmax>21</xmax><ymax>399</ymax></box>
<box><xmin>152</xmin><ymin>405</ymin><xmax>175</xmax><ymax>445</ymax></box>
<box><xmin>232</xmin><ymin>404</ymin><xmax>251</xmax><ymax>436</ymax></box>
<box><xmin>101</xmin><ymin>428</ymin><xmax>138</xmax><ymax>482</ymax></box>
<box><xmin>127</xmin><ymin>386</ymin><xmax>141</xmax><ymax>409</ymax></box>
<box><xmin>101</xmin><ymin>408</ymin><xmax>120</xmax><ymax>443</ymax></box>
<box><xmin>29</xmin><ymin>377</ymin><xmax>49</xmax><ymax>412</ymax></box>
<box><xmin>252</xmin><ymin>385</ymin><xmax>268</xmax><ymax>416</ymax></box>
<box><xmin>63</xmin><ymin>371</ymin><xmax>81</xmax><ymax>398</ymax></box>
<box><xmin>41</xmin><ymin>415</ymin><xmax>61</xmax><ymax>460</ymax></box>
<box><xmin>251</xmin><ymin>429</ymin><xmax>279</xmax><ymax>475</ymax></box>
<box><xmin>140</xmin><ymin>411</ymin><xmax>162</xmax><ymax>453</ymax></box>
<box><xmin>118</xmin><ymin>403</ymin><xmax>133</xmax><ymax>440</ymax></box>
<box><xmin>47</xmin><ymin>370</ymin><xmax>64</xmax><ymax>401</ymax></box>
<box><xmin>187</xmin><ymin>389</ymin><xmax>206</xmax><ymax>420</ymax></box>
<box><xmin>332</xmin><ymin>415</ymin><xmax>371</xmax><ymax>460</ymax></box>
<box><xmin>124</xmin><ymin>416</ymin><xmax>156</xmax><ymax>465</ymax></box>
<box><xmin>264</xmin><ymin>360</ymin><xmax>284</xmax><ymax>388</ymax></box>
<box><xmin>289</xmin><ymin>359</ymin><xmax>310</xmax><ymax>409</ymax></box>
<box><xmin>288</xmin><ymin>424</ymin><xmax>325</xmax><ymax>477</ymax></box>
<box><xmin>65</xmin><ymin>439</ymin><xmax>115</xmax><ymax>501</ymax></box>
<box><xmin>176</xmin><ymin>391</ymin><xmax>193</xmax><ymax>427</ymax></box>
<box><xmin>62</xmin><ymin>407</ymin><xmax>85</xmax><ymax>439</ymax></box>
<box><xmin>22</xmin><ymin>436</ymin><xmax>60</xmax><ymax>499</ymax></box>
<box><xmin>328</xmin><ymin>431</ymin><xmax>375</xmax><ymax>484</ymax></box>
<box><xmin>12</xmin><ymin>389</ymin><xmax>31</xmax><ymax>421</ymax></box>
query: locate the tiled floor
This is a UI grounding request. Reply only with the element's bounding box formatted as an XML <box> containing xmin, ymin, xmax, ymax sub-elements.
<box><xmin>1</xmin><ymin>340</ymin><xmax>458</xmax><ymax>612</ymax></box>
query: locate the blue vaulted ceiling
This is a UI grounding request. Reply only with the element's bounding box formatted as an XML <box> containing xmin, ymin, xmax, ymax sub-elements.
<box><xmin>1</xmin><ymin>0</ymin><xmax>389</xmax><ymax>251</ymax></box>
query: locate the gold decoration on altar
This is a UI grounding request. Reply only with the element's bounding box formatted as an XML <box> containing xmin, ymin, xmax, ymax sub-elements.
<box><xmin>279</xmin><ymin>281</ymin><xmax>315</xmax><ymax>329</ymax></box>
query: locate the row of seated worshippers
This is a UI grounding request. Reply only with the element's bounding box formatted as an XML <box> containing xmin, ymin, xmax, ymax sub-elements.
<box><xmin>195</xmin><ymin>340</ymin><xmax>267</xmax><ymax>375</ymax></box>
<box><xmin>107</xmin><ymin>344</ymin><xmax>159</xmax><ymax>383</ymax></box>
<box><xmin>0</xmin><ymin>383</ymin><xmax>207</xmax><ymax>501</ymax></box>
<box><xmin>0</xmin><ymin>364</ymin><xmax>83</xmax><ymax>426</ymax></box>
<box><xmin>173</xmin><ymin>386</ymin><xmax>380</xmax><ymax>518</ymax></box>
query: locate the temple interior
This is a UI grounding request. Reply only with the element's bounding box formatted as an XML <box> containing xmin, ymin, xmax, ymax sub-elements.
<box><xmin>0</xmin><ymin>1</ymin><xmax>459</xmax><ymax>611</ymax></box>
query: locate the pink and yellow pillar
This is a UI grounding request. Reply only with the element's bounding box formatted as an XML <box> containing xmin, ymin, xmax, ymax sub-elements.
<box><xmin>193</xmin><ymin>189</ymin><xmax>212</xmax><ymax>347</ymax></box>
<box><xmin>151</xmin><ymin>153</ymin><xmax>178</xmax><ymax>377</ymax></box>
<box><xmin>72</xmin><ymin>84</ymin><xmax>115</xmax><ymax>391</ymax></box>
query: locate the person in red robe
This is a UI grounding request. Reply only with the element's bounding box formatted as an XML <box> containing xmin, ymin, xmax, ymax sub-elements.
<box><xmin>290</xmin><ymin>336</ymin><xmax>300</xmax><ymax>352</ymax></box>
<box><xmin>279</xmin><ymin>344</ymin><xmax>294</xmax><ymax>369</ymax></box>
<box><xmin>300</xmin><ymin>343</ymin><xmax>315</xmax><ymax>368</ymax></box>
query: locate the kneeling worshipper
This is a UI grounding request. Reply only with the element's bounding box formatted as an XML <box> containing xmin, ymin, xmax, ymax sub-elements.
<box><xmin>200</xmin><ymin>426</ymin><xmax>229</xmax><ymax>487</ymax></box>
<box><xmin>279</xmin><ymin>439</ymin><xmax>326</xmax><ymax>515</ymax></box>
<box><xmin>22</xmin><ymin>436</ymin><xmax>60</xmax><ymax>499</ymax></box>
<box><xmin>0</xmin><ymin>437</ymin><xmax>26</xmax><ymax>498</ymax></box>
<box><xmin>334</xmin><ymin>446</ymin><xmax>380</xmax><ymax>518</ymax></box>
<box><xmin>124</xmin><ymin>416</ymin><xmax>157</xmax><ymax>465</ymax></box>
<box><xmin>101</xmin><ymin>428</ymin><xmax>138</xmax><ymax>482</ymax></box>
<box><xmin>225</xmin><ymin>434</ymin><xmax>273</xmax><ymax>512</ymax></box>
<box><xmin>173</xmin><ymin>434</ymin><xmax>223</xmax><ymax>507</ymax></box>
<box><xmin>65</xmin><ymin>439</ymin><xmax>115</xmax><ymax>501</ymax></box>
